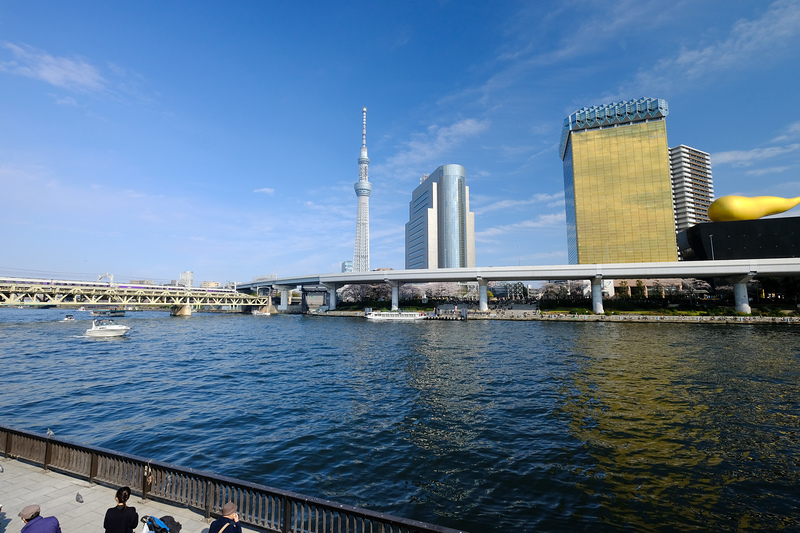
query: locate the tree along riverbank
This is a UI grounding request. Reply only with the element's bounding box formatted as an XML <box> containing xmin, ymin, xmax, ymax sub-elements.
<box><xmin>309</xmin><ymin>308</ymin><xmax>799</xmax><ymax>324</ymax></box>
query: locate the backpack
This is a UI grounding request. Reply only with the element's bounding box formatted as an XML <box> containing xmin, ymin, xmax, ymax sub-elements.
<box><xmin>141</xmin><ymin>515</ymin><xmax>170</xmax><ymax>533</ymax></box>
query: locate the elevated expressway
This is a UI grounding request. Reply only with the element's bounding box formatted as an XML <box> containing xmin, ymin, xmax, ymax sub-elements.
<box><xmin>0</xmin><ymin>278</ymin><xmax>271</xmax><ymax>315</ymax></box>
<box><xmin>238</xmin><ymin>258</ymin><xmax>800</xmax><ymax>315</ymax></box>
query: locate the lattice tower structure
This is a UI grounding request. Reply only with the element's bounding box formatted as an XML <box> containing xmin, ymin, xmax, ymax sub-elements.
<box><xmin>353</xmin><ymin>107</ymin><xmax>372</xmax><ymax>272</ymax></box>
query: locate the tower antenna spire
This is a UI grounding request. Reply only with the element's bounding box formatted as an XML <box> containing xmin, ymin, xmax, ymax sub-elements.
<box><xmin>353</xmin><ymin>107</ymin><xmax>372</xmax><ymax>272</ymax></box>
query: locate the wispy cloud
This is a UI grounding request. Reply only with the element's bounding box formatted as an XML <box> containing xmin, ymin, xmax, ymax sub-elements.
<box><xmin>254</xmin><ymin>187</ymin><xmax>275</xmax><ymax>194</ymax></box>
<box><xmin>476</xmin><ymin>212</ymin><xmax>565</xmax><ymax>240</ymax></box>
<box><xmin>746</xmin><ymin>166</ymin><xmax>790</xmax><ymax>176</ymax></box>
<box><xmin>632</xmin><ymin>0</ymin><xmax>800</xmax><ymax>93</ymax></box>
<box><xmin>378</xmin><ymin>118</ymin><xmax>490</xmax><ymax>181</ymax></box>
<box><xmin>473</xmin><ymin>192</ymin><xmax>563</xmax><ymax>215</ymax></box>
<box><xmin>772</xmin><ymin>121</ymin><xmax>800</xmax><ymax>143</ymax></box>
<box><xmin>712</xmin><ymin>144</ymin><xmax>800</xmax><ymax>166</ymax></box>
<box><xmin>0</xmin><ymin>42</ymin><xmax>107</xmax><ymax>92</ymax></box>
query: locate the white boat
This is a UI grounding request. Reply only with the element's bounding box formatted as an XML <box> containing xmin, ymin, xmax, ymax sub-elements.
<box><xmin>365</xmin><ymin>310</ymin><xmax>427</xmax><ymax>321</ymax></box>
<box><xmin>85</xmin><ymin>319</ymin><xmax>131</xmax><ymax>337</ymax></box>
<box><xmin>62</xmin><ymin>314</ymin><xmax>75</xmax><ymax>321</ymax></box>
<box><xmin>252</xmin><ymin>310</ymin><xmax>271</xmax><ymax>316</ymax></box>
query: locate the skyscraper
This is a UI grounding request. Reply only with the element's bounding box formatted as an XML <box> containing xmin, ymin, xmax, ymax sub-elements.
<box><xmin>670</xmin><ymin>145</ymin><xmax>714</xmax><ymax>231</ymax></box>
<box><xmin>405</xmin><ymin>164</ymin><xmax>475</xmax><ymax>269</ymax></box>
<box><xmin>353</xmin><ymin>107</ymin><xmax>372</xmax><ymax>272</ymax></box>
<box><xmin>560</xmin><ymin>98</ymin><xmax>677</xmax><ymax>264</ymax></box>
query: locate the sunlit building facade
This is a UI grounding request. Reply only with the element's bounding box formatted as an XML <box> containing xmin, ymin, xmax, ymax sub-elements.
<box><xmin>560</xmin><ymin>98</ymin><xmax>677</xmax><ymax>264</ymax></box>
<box><xmin>405</xmin><ymin>164</ymin><xmax>475</xmax><ymax>269</ymax></box>
<box><xmin>670</xmin><ymin>145</ymin><xmax>714</xmax><ymax>231</ymax></box>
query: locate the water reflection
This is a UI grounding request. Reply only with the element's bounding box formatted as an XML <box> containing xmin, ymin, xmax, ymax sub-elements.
<box><xmin>559</xmin><ymin>323</ymin><xmax>800</xmax><ymax>530</ymax></box>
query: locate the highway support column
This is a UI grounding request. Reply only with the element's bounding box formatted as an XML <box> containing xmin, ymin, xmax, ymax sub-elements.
<box><xmin>478</xmin><ymin>278</ymin><xmax>488</xmax><ymax>312</ymax></box>
<box><xmin>385</xmin><ymin>279</ymin><xmax>399</xmax><ymax>311</ymax></box>
<box><xmin>730</xmin><ymin>273</ymin><xmax>755</xmax><ymax>314</ymax></box>
<box><xmin>275</xmin><ymin>285</ymin><xmax>292</xmax><ymax>311</ymax></box>
<box><xmin>591</xmin><ymin>276</ymin><xmax>604</xmax><ymax>314</ymax></box>
<box><xmin>323</xmin><ymin>283</ymin><xmax>338</xmax><ymax>311</ymax></box>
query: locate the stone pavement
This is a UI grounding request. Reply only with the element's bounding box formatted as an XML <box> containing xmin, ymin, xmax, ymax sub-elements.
<box><xmin>0</xmin><ymin>458</ymin><xmax>260</xmax><ymax>533</ymax></box>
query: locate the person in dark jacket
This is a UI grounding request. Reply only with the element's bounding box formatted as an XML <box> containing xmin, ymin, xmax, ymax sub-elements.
<box><xmin>209</xmin><ymin>502</ymin><xmax>242</xmax><ymax>533</ymax></box>
<box><xmin>104</xmin><ymin>486</ymin><xmax>139</xmax><ymax>533</ymax></box>
<box><xmin>18</xmin><ymin>504</ymin><xmax>61</xmax><ymax>533</ymax></box>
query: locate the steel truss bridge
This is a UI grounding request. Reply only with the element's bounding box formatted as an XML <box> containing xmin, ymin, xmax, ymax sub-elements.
<box><xmin>0</xmin><ymin>277</ymin><xmax>271</xmax><ymax>315</ymax></box>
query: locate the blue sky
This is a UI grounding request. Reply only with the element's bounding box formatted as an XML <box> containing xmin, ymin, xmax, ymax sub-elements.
<box><xmin>1</xmin><ymin>1</ymin><xmax>799</xmax><ymax>284</ymax></box>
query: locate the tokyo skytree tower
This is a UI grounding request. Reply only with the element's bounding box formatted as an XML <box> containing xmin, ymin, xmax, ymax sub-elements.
<box><xmin>353</xmin><ymin>107</ymin><xmax>372</xmax><ymax>272</ymax></box>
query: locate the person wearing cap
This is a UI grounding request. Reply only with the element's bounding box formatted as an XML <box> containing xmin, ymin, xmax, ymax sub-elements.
<box><xmin>18</xmin><ymin>504</ymin><xmax>62</xmax><ymax>533</ymax></box>
<box><xmin>208</xmin><ymin>502</ymin><xmax>242</xmax><ymax>533</ymax></box>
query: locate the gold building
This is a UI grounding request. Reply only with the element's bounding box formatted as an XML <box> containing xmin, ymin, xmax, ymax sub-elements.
<box><xmin>560</xmin><ymin>98</ymin><xmax>677</xmax><ymax>264</ymax></box>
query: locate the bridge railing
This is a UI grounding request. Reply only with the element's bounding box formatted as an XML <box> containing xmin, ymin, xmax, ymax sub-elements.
<box><xmin>1</xmin><ymin>425</ymin><xmax>466</xmax><ymax>533</ymax></box>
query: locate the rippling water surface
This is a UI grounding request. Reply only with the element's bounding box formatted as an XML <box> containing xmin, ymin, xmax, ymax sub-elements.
<box><xmin>2</xmin><ymin>309</ymin><xmax>800</xmax><ymax>532</ymax></box>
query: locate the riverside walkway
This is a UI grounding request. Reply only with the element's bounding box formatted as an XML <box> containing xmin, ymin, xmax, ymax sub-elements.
<box><xmin>0</xmin><ymin>458</ymin><xmax>259</xmax><ymax>533</ymax></box>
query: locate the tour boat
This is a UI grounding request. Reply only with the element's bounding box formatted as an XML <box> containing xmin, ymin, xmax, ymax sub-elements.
<box><xmin>252</xmin><ymin>310</ymin><xmax>271</xmax><ymax>316</ymax></box>
<box><xmin>85</xmin><ymin>319</ymin><xmax>131</xmax><ymax>337</ymax></box>
<box><xmin>365</xmin><ymin>310</ymin><xmax>427</xmax><ymax>321</ymax></box>
<box><xmin>91</xmin><ymin>308</ymin><xmax>126</xmax><ymax>317</ymax></box>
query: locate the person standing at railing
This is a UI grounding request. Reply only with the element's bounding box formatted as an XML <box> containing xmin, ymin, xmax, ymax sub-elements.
<box><xmin>17</xmin><ymin>504</ymin><xmax>61</xmax><ymax>533</ymax></box>
<box><xmin>209</xmin><ymin>502</ymin><xmax>242</xmax><ymax>533</ymax></box>
<box><xmin>103</xmin><ymin>486</ymin><xmax>139</xmax><ymax>533</ymax></box>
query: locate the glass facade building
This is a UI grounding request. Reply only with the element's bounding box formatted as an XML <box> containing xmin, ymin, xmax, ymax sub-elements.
<box><xmin>405</xmin><ymin>164</ymin><xmax>475</xmax><ymax>269</ymax></box>
<box><xmin>560</xmin><ymin>98</ymin><xmax>678</xmax><ymax>264</ymax></box>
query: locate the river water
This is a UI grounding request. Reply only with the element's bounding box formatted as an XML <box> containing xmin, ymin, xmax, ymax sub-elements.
<box><xmin>1</xmin><ymin>308</ymin><xmax>799</xmax><ymax>532</ymax></box>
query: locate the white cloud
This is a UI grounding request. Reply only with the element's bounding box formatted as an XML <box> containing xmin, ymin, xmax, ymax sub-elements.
<box><xmin>772</xmin><ymin>121</ymin><xmax>800</xmax><ymax>143</ymax></box>
<box><xmin>473</xmin><ymin>193</ymin><xmax>563</xmax><ymax>215</ymax></box>
<box><xmin>746</xmin><ymin>166</ymin><xmax>790</xmax><ymax>177</ymax></box>
<box><xmin>476</xmin><ymin>212</ymin><xmax>565</xmax><ymax>239</ymax></box>
<box><xmin>254</xmin><ymin>187</ymin><xmax>275</xmax><ymax>194</ymax></box>
<box><xmin>0</xmin><ymin>42</ymin><xmax>107</xmax><ymax>92</ymax></box>
<box><xmin>632</xmin><ymin>0</ymin><xmax>800</xmax><ymax>92</ymax></box>
<box><xmin>378</xmin><ymin>118</ymin><xmax>490</xmax><ymax>180</ymax></box>
<box><xmin>712</xmin><ymin>144</ymin><xmax>800</xmax><ymax>166</ymax></box>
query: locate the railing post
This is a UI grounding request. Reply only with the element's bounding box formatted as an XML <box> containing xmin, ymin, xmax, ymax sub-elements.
<box><xmin>89</xmin><ymin>452</ymin><xmax>99</xmax><ymax>484</ymax></box>
<box><xmin>3</xmin><ymin>431</ymin><xmax>11</xmax><ymax>458</ymax></box>
<box><xmin>282</xmin><ymin>497</ymin><xmax>291</xmax><ymax>533</ymax></box>
<box><xmin>205</xmin><ymin>481</ymin><xmax>215</xmax><ymax>520</ymax></box>
<box><xmin>142</xmin><ymin>464</ymin><xmax>152</xmax><ymax>502</ymax></box>
<box><xmin>44</xmin><ymin>439</ymin><xmax>52</xmax><ymax>471</ymax></box>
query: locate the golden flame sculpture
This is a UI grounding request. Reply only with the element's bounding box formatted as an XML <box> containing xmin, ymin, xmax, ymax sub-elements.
<box><xmin>708</xmin><ymin>195</ymin><xmax>800</xmax><ymax>222</ymax></box>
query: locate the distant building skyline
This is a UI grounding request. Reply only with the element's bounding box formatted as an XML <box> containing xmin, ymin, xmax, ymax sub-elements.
<box><xmin>179</xmin><ymin>270</ymin><xmax>194</xmax><ymax>288</ymax></box>
<box><xmin>670</xmin><ymin>145</ymin><xmax>714</xmax><ymax>231</ymax></box>
<box><xmin>341</xmin><ymin>260</ymin><xmax>353</xmax><ymax>273</ymax></box>
<box><xmin>560</xmin><ymin>98</ymin><xmax>678</xmax><ymax>264</ymax></box>
<box><xmin>405</xmin><ymin>164</ymin><xmax>475</xmax><ymax>269</ymax></box>
<box><xmin>352</xmin><ymin>107</ymin><xmax>372</xmax><ymax>272</ymax></box>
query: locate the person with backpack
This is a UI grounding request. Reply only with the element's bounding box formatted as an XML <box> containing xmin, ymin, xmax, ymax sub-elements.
<box><xmin>104</xmin><ymin>486</ymin><xmax>139</xmax><ymax>533</ymax></box>
<box><xmin>209</xmin><ymin>502</ymin><xmax>241</xmax><ymax>533</ymax></box>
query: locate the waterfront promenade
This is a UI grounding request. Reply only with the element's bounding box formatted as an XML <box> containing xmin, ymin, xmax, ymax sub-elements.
<box><xmin>0</xmin><ymin>459</ymin><xmax>259</xmax><ymax>533</ymax></box>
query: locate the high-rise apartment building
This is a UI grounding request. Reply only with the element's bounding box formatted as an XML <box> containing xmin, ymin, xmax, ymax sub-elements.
<box><xmin>179</xmin><ymin>271</ymin><xmax>194</xmax><ymax>288</ymax></box>
<box><xmin>560</xmin><ymin>98</ymin><xmax>677</xmax><ymax>264</ymax></box>
<box><xmin>405</xmin><ymin>164</ymin><xmax>475</xmax><ymax>269</ymax></box>
<box><xmin>670</xmin><ymin>145</ymin><xmax>713</xmax><ymax>231</ymax></box>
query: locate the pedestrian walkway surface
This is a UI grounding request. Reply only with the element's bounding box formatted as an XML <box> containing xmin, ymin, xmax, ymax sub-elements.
<box><xmin>0</xmin><ymin>458</ymin><xmax>260</xmax><ymax>533</ymax></box>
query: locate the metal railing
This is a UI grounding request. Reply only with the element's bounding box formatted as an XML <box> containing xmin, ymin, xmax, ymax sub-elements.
<box><xmin>1</xmin><ymin>425</ymin><xmax>467</xmax><ymax>533</ymax></box>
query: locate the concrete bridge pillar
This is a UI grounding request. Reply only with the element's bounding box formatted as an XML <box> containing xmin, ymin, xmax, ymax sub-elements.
<box><xmin>591</xmin><ymin>276</ymin><xmax>604</xmax><ymax>314</ymax></box>
<box><xmin>729</xmin><ymin>273</ymin><xmax>755</xmax><ymax>314</ymax></box>
<box><xmin>478</xmin><ymin>278</ymin><xmax>488</xmax><ymax>312</ymax></box>
<box><xmin>275</xmin><ymin>285</ymin><xmax>292</xmax><ymax>311</ymax></box>
<box><xmin>385</xmin><ymin>279</ymin><xmax>399</xmax><ymax>311</ymax></box>
<box><xmin>323</xmin><ymin>283</ymin><xmax>338</xmax><ymax>311</ymax></box>
<box><xmin>170</xmin><ymin>304</ymin><xmax>192</xmax><ymax>316</ymax></box>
